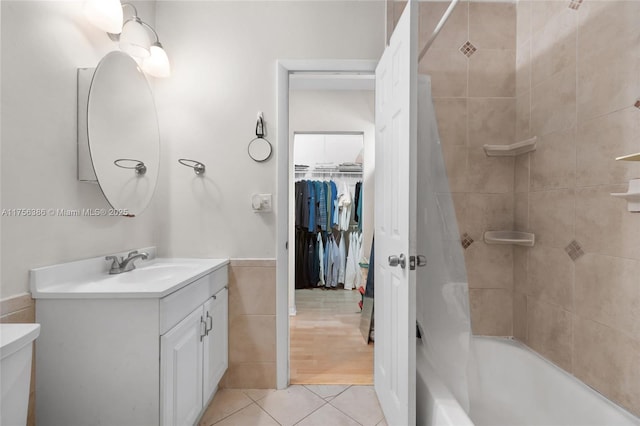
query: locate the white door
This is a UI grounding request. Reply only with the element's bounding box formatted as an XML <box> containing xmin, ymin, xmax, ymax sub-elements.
<box><xmin>374</xmin><ymin>1</ymin><xmax>417</xmax><ymax>425</ymax></box>
<box><xmin>160</xmin><ymin>307</ymin><xmax>204</xmax><ymax>426</ymax></box>
<box><xmin>203</xmin><ymin>288</ymin><xmax>229</xmax><ymax>400</ymax></box>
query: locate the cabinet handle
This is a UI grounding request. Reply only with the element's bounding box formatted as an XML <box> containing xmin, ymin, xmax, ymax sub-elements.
<box><xmin>206</xmin><ymin>312</ymin><xmax>213</xmax><ymax>335</ymax></box>
<box><xmin>200</xmin><ymin>316</ymin><xmax>206</xmax><ymax>342</ymax></box>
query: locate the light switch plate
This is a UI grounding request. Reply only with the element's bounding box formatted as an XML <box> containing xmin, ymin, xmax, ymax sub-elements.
<box><xmin>252</xmin><ymin>193</ymin><xmax>272</xmax><ymax>212</ymax></box>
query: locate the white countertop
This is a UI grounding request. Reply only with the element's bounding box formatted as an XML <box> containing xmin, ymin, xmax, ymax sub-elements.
<box><xmin>30</xmin><ymin>248</ymin><xmax>229</xmax><ymax>299</ymax></box>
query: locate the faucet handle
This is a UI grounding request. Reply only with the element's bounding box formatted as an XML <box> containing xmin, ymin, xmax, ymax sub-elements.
<box><xmin>127</xmin><ymin>250</ymin><xmax>139</xmax><ymax>258</ymax></box>
<box><xmin>105</xmin><ymin>255</ymin><xmax>121</xmax><ymax>272</ymax></box>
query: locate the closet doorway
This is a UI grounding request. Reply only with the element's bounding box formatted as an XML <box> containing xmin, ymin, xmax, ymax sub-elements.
<box><xmin>288</xmin><ymin>79</ymin><xmax>375</xmax><ymax>385</ymax></box>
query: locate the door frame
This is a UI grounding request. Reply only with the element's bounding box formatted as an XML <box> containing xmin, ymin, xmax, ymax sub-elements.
<box><xmin>275</xmin><ymin>60</ymin><xmax>378</xmax><ymax>389</ymax></box>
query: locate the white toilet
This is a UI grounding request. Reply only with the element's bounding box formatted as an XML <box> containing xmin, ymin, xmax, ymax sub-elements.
<box><xmin>1</xmin><ymin>323</ymin><xmax>40</xmax><ymax>426</ymax></box>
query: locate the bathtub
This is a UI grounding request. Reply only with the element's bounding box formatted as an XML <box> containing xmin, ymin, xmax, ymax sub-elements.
<box><xmin>417</xmin><ymin>336</ymin><xmax>640</xmax><ymax>426</ymax></box>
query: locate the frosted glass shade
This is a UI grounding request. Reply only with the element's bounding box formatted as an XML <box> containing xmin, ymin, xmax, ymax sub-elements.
<box><xmin>84</xmin><ymin>0</ymin><xmax>123</xmax><ymax>34</ymax></box>
<box><xmin>119</xmin><ymin>18</ymin><xmax>150</xmax><ymax>58</ymax></box>
<box><xmin>142</xmin><ymin>43</ymin><xmax>171</xmax><ymax>78</ymax></box>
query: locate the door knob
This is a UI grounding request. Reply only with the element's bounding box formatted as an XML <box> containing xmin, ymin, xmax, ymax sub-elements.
<box><xmin>388</xmin><ymin>254</ymin><xmax>406</xmax><ymax>269</ymax></box>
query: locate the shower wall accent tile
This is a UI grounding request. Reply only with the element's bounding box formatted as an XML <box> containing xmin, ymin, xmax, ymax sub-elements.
<box><xmin>531</xmin><ymin>67</ymin><xmax>577</xmax><ymax>137</ymax></box>
<box><xmin>568</xmin><ymin>0</ymin><xmax>582</xmax><ymax>11</ymax></box>
<box><xmin>574</xmin><ymin>317</ymin><xmax>640</xmax><ymax>415</ymax></box>
<box><xmin>528</xmin><ymin>189</ymin><xmax>575</xmax><ymax>249</ymax></box>
<box><xmin>420</xmin><ymin>48</ymin><xmax>468</xmax><ymax>97</ymax></box>
<box><xmin>576</xmin><ymin>108</ymin><xmax>640</xmax><ymax>187</ymax></box>
<box><xmin>465</xmin><ymin>243</ymin><xmax>514</xmax><ymax>290</ymax></box>
<box><xmin>526</xmin><ymin>298</ymin><xmax>573</xmax><ymax>372</ymax></box>
<box><xmin>468</xmin><ymin>49</ymin><xmax>516</xmax><ymax>97</ymax></box>
<box><xmin>459</xmin><ymin>41</ymin><xmax>477</xmax><ymax>58</ymax></box>
<box><xmin>575</xmin><ymin>185</ymin><xmax>640</xmax><ymax>260</ymax></box>
<box><xmin>469</xmin><ymin>289</ymin><xmax>513</xmax><ymax>336</ymax></box>
<box><xmin>564</xmin><ymin>240</ymin><xmax>584</xmax><ymax>262</ymax></box>
<box><xmin>526</xmin><ymin>245</ymin><xmax>574</xmax><ymax>309</ymax></box>
<box><xmin>575</xmin><ymin>253</ymin><xmax>640</xmax><ymax>339</ymax></box>
<box><xmin>419</xmin><ymin>1</ymin><xmax>468</xmax><ymax>51</ymax></box>
<box><xmin>469</xmin><ymin>2</ymin><xmax>516</xmax><ymax>49</ymax></box>
<box><xmin>468</xmin><ymin>98</ymin><xmax>516</xmax><ymax>147</ymax></box>
<box><xmin>530</xmin><ymin>127</ymin><xmax>576</xmax><ymax>191</ymax></box>
<box><xmin>461</xmin><ymin>233</ymin><xmax>474</xmax><ymax>249</ymax></box>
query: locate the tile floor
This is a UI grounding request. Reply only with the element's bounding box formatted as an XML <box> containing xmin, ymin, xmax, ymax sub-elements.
<box><xmin>199</xmin><ymin>385</ymin><xmax>387</xmax><ymax>426</ymax></box>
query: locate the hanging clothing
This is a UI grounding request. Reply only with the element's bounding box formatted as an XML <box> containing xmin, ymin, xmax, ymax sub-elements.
<box><xmin>344</xmin><ymin>232</ymin><xmax>357</xmax><ymax>290</ymax></box>
<box><xmin>338</xmin><ymin>182</ymin><xmax>352</xmax><ymax>231</ymax></box>
<box><xmin>338</xmin><ymin>232</ymin><xmax>346</xmax><ymax>284</ymax></box>
<box><xmin>316</xmin><ymin>181</ymin><xmax>327</xmax><ymax>232</ymax></box>
<box><xmin>307</xmin><ymin>181</ymin><xmax>316</xmax><ymax>232</ymax></box>
<box><xmin>317</xmin><ymin>233</ymin><xmax>325</xmax><ymax>286</ymax></box>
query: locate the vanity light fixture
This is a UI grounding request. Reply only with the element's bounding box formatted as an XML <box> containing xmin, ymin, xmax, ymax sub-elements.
<box><xmin>84</xmin><ymin>1</ymin><xmax>171</xmax><ymax>77</ymax></box>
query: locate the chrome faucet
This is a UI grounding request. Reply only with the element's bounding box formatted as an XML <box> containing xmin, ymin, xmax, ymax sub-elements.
<box><xmin>105</xmin><ymin>250</ymin><xmax>149</xmax><ymax>274</ymax></box>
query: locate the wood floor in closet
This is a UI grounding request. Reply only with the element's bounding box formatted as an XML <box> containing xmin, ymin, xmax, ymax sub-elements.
<box><xmin>290</xmin><ymin>288</ymin><xmax>374</xmax><ymax>385</ymax></box>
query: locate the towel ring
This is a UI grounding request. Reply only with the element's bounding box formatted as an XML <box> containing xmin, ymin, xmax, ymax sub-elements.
<box><xmin>178</xmin><ymin>158</ymin><xmax>206</xmax><ymax>176</ymax></box>
<box><xmin>114</xmin><ymin>159</ymin><xmax>147</xmax><ymax>176</ymax></box>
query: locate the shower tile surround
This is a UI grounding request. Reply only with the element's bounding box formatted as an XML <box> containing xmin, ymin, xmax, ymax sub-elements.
<box><xmin>514</xmin><ymin>0</ymin><xmax>640</xmax><ymax>416</ymax></box>
<box><xmin>411</xmin><ymin>0</ymin><xmax>518</xmax><ymax>338</ymax></box>
<box><xmin>393</xmin><ymin>0</ymin><xmax>640</xmax><ymax>416</ymax></box>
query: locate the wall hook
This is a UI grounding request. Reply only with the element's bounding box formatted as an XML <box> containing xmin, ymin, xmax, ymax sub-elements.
<box><xmin>178</xmin><ymin>158</ymin><xmax>206</xmax><ymax>176</ymax></box>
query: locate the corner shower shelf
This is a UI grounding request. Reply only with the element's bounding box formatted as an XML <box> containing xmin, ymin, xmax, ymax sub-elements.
<box><xmin>483</xmin><ymin>137</ymin><xmax>537</xmax><ymax>157</ymax></box>
<box><xmin>484</xmin><ymin>231</ymin><xmax>535</xmax><ymax>247</ymax></box>
<box><xmin>611</xmin><ymin>178</ymin><xmax>640</xmax><ymax>212</ymax></box>
<box><xmin>615</xmin><ymin>152</ymin><xmax>640</xmax><ymax>161</ymax></box>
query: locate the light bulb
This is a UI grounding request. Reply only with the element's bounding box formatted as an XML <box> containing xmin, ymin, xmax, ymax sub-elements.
<box><xmin>142</xmin><ymin>43</ymin><xmax>171</xmax><ymax>78</ymax></box>
<box><xmin>119</xmin><ymin>17</ymin><xmax>150</xmax><ymax>58</ymax></box>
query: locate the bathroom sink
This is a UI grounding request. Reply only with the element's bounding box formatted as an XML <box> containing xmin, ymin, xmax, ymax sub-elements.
<box><xmin>30</xmin><ymin>248</ymin><xmax>229</xmax><ymax>299</ymax></box>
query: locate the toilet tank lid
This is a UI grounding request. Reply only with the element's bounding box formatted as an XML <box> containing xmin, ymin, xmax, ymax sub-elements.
<box><xmin>0</xmin><ymin>323</ymin><xmax>40</xmax><ymax>360</ymax></box>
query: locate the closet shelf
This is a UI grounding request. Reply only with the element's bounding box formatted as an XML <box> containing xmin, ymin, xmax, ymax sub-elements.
<box><xmin>295</xmin><ymin>170</ymin><xmax>363</xmax><ymax>176</ymax></box>
<box><xmin>484</xmin><ymin>231</ymin><xmax>535</xmax><ymax>247</ymax></box>
<box><xmin>483</xmin><ymin>137</ymin><xmax>537</xmax><ymax>157</ymax></box>
<box><xmin>615</xmin><ymin>152</ymin><xmax>640</xmax><ymax>161</ymax></box>
<box><xmin>611</xmin><ymin>178</ymin><xmax>640</xmax><ymax>212</ymax></box>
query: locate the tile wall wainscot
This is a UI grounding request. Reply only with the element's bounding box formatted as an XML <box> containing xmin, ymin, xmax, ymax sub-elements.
<box><xmin>220</xmin><ymin>259</ymin><xmax>277</xmax><ymax>389</ymax></box>
<box><xmin>515</xmin><ymin>0</ymin><xmax>640</xmax><ymax>416</ymax></box>
<box><xmin>1</xmin><ymin>293</ymin><xmax>36</xmax><ymax>426</ymax></box>
<box><xmin>404</xmin><ymin>0</ymin><xmax>517</xmax><ymax>336</ymax></box>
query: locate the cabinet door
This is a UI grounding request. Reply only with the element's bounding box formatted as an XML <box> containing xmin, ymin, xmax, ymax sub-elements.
<box><xmin>203</xmin><ymin>287</ymin><xmax>228</xmax><ymax>401</ymax></box>
<box><xmin>161</xmin><ymin>306</ymin><xmax>204</xmax><ymax>426</ymax></box>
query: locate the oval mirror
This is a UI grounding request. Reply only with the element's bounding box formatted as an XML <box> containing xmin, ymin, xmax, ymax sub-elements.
<box><xmin>87</xmin><ymin>51</ymin><xmax>160</xmax><ymax>216</ymax></box>
<box><xmin>248</xmin><ymin>137</ymin><xmax>272</xmax><ymax>162</ymax></box>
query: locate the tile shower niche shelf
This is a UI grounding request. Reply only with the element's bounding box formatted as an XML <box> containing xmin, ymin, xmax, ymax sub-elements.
<box><xmin>484</xmin><ymin>231</ymin><xmax>535</xmax><ymax>247</ymax></box>
<box><xmin>615</xmin><ymin>152</ymin><xmax>640</xmax><ymax>161</ymax></box>
<box><xmin>483</xmin><ymin>136</ymin><xmax>537</xmax><ymax>157</ymax></box>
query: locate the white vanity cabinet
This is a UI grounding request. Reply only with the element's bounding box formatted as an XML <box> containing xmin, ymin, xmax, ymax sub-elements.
<box><xmin>161</xmin><ymin>287</ymin><xmax>228</xmax><ymax>426</ymax></box>
<box><xmin>32</xmin><ymin>255</ymin><xmax>229</xmax><ymax>426</ymax></box>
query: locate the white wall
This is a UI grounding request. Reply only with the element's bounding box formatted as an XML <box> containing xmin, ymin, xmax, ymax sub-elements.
<box><xmin>288</xmin><ymin>90</ymin><xmax>375</xmax><ymax>311</ymax></box>
<box><xmin>0</xmin><ymin>1</ymin><xmax>159</xmax><ymax>299</ymax></box>
<box><xmin>153</xmin><ymin>1</ymin><xmax>384</xmax><ymax>259</ymax></box>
